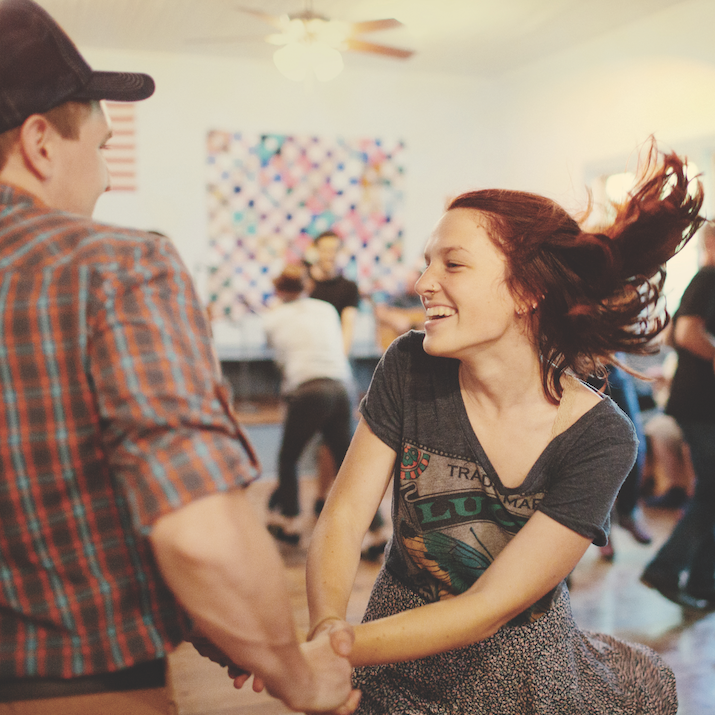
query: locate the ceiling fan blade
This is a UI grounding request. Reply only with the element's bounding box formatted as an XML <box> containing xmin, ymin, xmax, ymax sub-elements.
<box><xmin>349</xmin><ymin>18</ymin><xmax>404</xmax><ymax>35</ymax></box>
<box><xmin>234</xmin><ymin>5</ymin><xmax>287</xmax><ymax>30</ymax></box>
<box><xmin>343</xmin><ymin>39</ymin><xmax>414</xmax><ymax>59</ymax></box>
<box><xmin>185</xmin><ymin>34</ymin><xmax>269</xmax><ymax>45</ymax></box>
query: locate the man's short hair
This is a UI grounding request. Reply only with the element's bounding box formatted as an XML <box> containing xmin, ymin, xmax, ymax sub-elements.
<box><xmin>0</xmin><ymin>127</ymin><xmax>20</xmax><ymax>172</ymax></box>
<box><xmin>0</xmin><ymin>100</ymin><xmax>96</xmax><ymax>171</ymax></box>
<box><xmin>314</xmin><ymin>230</ymin><xmax>341</xmax><ymax>245</ymax></box>
<box><xmin>43</xmin><ymin>100</ymin><xmax>98</xmax><ymax>140</ymax></box>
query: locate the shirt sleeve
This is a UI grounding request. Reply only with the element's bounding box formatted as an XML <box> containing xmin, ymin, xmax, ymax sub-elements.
<box><xmin>86</xmin><ymin>233</ymin><xmax>259</xmax><ymax>535</ymax></box>
<box><xmin>345</xmin><ymin>279</ymin><xmax>360</xmax><ymax>309</ymax></box>
<box><xmin>359</xmin><ymin>333</ymin><xmax>411</xmax><ymax>453</ymax></box>
<box><xmin>537</xmin><ymin>399</ymin><xmax>638</xmax><ymax>545</ymax></box>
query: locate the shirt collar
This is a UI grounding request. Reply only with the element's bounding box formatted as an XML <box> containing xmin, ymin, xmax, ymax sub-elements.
<box><xmin>0</xmin><ymin>182</ymin><xmax>45</xmax><ymax>210</ymax></box>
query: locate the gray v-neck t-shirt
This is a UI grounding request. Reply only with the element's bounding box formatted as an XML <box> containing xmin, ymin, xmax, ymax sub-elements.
<box><xmin>360</xmin><ymin>332</ymin><xmax>637</xmax><ymax>618</ymax></box>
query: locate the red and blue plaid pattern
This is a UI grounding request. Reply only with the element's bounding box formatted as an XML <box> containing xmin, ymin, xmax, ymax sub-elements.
<box><xmin>0</xmin><ymin>184</ymin><xmax>258</xmax><ymax>678</ymax></box>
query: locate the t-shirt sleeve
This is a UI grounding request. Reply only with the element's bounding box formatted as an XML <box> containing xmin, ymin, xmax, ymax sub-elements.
<box><xmin>345</xmin><ymin>279</ymin><xmax>360</xmax><ymax>310</ymax></box>
<box><xmin>676</xmin><ymin>269</ymin><xmax>715</xmax><ymax>319</ymax></box>
<box><xmin>358</xmin><ymin>335</ymin><xmax>410</xmax><ymax>453</ymax></box>
<box><xmin>537</xmin><ymin>399</ymin><xmax>638</xmax><ymax>546</ymax></box>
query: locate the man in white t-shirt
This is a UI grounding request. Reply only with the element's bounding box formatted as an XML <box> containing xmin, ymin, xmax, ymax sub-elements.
<box><xmin>263</xmin><ymin>265</ymin><xmax>353</xmax><ymax>543</ymax></box>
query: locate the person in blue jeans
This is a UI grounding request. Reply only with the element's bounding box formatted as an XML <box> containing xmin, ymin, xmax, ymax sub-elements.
<box><xmin>641</xmin><ymin>224</ymin><xmax>715</xmax><ymax>611</ymax></box>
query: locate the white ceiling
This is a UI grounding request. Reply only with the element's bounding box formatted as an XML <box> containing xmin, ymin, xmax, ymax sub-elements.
<box><xmin>35</xmin><ymin>0</ymin><xmax>689</xmax><ymax>79</ymax></box>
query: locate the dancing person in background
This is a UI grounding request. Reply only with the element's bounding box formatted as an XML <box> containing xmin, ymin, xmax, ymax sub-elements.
<box><xmin>0</xmin><ymin>1</ymin><xmax>358</xmax><ymax>712</ymax></box>
<box><xmin>309</xmin><ymin>230</ymin><xmax>361</xmax><ymax>355</ymax></box>
<box><xmin>264</xmin><ymin>265</ymin><xmax>353</xmax><ymax>544</ymax></box>
<box><xmin>641</xmin><ymin>222</ymin><xmax>715</xmax><ymax>611</ymax></box>
<box><xmin>306</xmin><ymin>144</ymin><xmax>703</xmax><ymax>714</ymax></box>
<box><xmin>308</xmin><ymin>230</ymin><xmax>390</xmax><ymax>557</ymax></box>
<box><xmin>307</xmin><ymin>230</ymin><xmax>361</xmax><ymax>516</ymax></box>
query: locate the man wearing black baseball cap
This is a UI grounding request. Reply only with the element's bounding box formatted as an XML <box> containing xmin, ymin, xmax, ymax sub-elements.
<box><xmin>0</xmin><ymin>1</ymin><xmax>359</xmax><ymax>713</ymax></box>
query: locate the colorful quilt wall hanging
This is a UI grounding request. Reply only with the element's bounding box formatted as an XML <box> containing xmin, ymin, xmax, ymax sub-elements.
<box><xmin>205</xmin><ymin>130</ymin><xmax>406</xmax><ymax>319</ymax></box>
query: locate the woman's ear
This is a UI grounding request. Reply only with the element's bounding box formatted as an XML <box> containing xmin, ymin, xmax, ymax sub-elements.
<box><xmin>17</xmin><ymin>114</ymin><xmax>54</xmax><ymax>181</ymax></box>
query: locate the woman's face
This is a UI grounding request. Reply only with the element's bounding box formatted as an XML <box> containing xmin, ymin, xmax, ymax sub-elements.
<box><xmin>416</xmin><ymin>208</ymin><xmax>524</xmax><ymax>361</ymax></box>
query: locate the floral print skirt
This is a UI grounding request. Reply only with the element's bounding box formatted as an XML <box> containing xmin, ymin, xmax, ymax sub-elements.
<box><xmin>353</xmin><ymin>567</ymin><xmax>676</xmax><ymax>715</ymax></box>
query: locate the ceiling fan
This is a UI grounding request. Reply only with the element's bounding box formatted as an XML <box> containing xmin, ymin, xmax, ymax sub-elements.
<box><xmin>190</xmin><ymin>2</ymin><xmax>414</xmax><ymax>81</ymax></box>
<box><xmin>237</xmin><ymin>3</ymin><xmax>414</xmax><ymax>59</ymax></box>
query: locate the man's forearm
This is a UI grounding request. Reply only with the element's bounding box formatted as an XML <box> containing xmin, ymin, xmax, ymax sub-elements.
<box><xmin>150</xmin><ymin>490</ymin><xmax>312</xmax><ymax>703</ymax></box>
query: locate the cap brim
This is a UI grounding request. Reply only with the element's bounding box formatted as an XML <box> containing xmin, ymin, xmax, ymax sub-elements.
<box><xmin>72</xmin><ymin>71</ymin><xmax>155</xmax><ymax>102</ymax></box>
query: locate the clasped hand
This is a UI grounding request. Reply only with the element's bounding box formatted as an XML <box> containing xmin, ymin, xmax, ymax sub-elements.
<box><xmin>189</xmin><ymin>619</ymin><xmax>360</xmax><ymax>714</ymax></box>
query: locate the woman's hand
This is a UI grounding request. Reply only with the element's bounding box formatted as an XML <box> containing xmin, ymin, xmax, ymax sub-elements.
<box><xmin>307</xmin><ymin>616</ymin><xmax>345</xmax><ymax>641</ymax></box>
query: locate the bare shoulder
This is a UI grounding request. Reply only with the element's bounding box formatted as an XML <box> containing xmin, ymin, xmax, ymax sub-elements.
<box><xmin>553</xmin><ymin>375</ymin><xmax>603</xmax><ymax>437</ymax></box>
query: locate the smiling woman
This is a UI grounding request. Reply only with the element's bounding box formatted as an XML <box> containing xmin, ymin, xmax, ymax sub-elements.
<box><xmin>418</xmin><ymin>210</ymin><xmax>520</xmax><ymax>365</ymax></box>
<box><xmin>306</xmin><ymin>141</ymin><xmax>705</xmax><ymax>715</ymax></box>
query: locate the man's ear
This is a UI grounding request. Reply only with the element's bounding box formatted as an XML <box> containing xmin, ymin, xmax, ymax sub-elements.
<box><xmin>17</xmin><ymin>114</ymin><xmax>55</xmax><ymax>181</ymax></box>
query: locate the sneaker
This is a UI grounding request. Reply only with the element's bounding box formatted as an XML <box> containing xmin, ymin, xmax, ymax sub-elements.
<box><xmin>266</xmin><ymin>513</ymin><xmax>302</xmax><ymax>545</ymax></box>
<box><xmin>618</xmin><ymin>513</ymin><xmax>652</xmax><ymax>545</ymax></box>
<box><xmin>684</xmin><ymin>583</ymin><xmax>715</xmax><ymax>607</ymax></box>
<box><xmin>639</xmin><ymin>569</ymin><xmax>710</xmax><ymax>611</ymax></box>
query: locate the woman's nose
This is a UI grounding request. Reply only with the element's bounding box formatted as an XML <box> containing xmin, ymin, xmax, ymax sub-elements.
<box><xmin>415</xmin><ymin>270</ymin><xmax>434</xmax><ymax>296</ymax></box>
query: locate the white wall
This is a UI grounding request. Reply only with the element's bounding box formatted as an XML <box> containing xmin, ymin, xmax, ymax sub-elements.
<box><xmin>477</xmin><ymin>0</ymin><xmax>715</xmax><ymax>304</ymax></box>
<box><xmin>84</xmin><ymin>0</ymin><xmax>715</xmax><ymax>309</ymax></box>
<box><xmin>83</xmin><ymin>47</ymin><xmax>494</xmax><ymax>285</ymax></box>
<box><xmin>484</xmin><ymin>0</ymin><xmax>715</xmax><ymax>191</ymax></box>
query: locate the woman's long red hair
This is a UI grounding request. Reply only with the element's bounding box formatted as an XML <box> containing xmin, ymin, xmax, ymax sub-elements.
<box><xmin>448</xmin><ymin>144</ymin><xmax>705</xmax><ymax>402</ymax></box>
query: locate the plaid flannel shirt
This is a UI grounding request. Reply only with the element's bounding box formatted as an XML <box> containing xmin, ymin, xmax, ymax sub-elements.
<box><xmin>0</xmin><ymin>184</ymin><xmax>258</xmax><ymax>678</ymax></box>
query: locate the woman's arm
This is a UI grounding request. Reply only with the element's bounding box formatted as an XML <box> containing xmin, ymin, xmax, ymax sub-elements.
<box><xmin>347</xmin><ymin>510</ymin><xmax>592</xmax><ymax>667</ymax></box>
<box><xmin>306</xmin><ymin>419</ymin><xmax>397</xmax><ymax>632</ymax></box>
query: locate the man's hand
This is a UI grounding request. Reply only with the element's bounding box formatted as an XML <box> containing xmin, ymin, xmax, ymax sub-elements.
<box><xmin>189</xmin><ymin>622</ymin><xmax>360</xmax><ymax>712</ymax></box>
<box><xmin>296</xmin><ymin>625</ymin><xmax>361</xmax><ymax>715</ymax></box>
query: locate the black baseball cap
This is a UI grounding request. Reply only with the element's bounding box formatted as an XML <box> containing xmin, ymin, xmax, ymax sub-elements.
<box><xmin>0</xmin><ymin>0</ymin><xmax>155</xmax><ymax>134</ymax></box>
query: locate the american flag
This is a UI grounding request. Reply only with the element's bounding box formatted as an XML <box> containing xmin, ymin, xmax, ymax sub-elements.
<box><xmin>104</xmin><ymin>102</ymin><xmax>137</xmax><ymax>192</ymax></box>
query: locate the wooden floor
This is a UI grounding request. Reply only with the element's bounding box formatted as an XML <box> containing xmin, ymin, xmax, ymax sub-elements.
<box><xmin>167</xmin><ymin>469</ymin><xmax>715</xmax><ymax>715</ymax></box>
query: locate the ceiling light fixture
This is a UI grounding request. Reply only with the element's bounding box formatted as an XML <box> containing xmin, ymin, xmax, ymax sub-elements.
<box><xmin>269</xmin><ymin>15</ymin><xmax>349</xmax><ymax>82</ymax></box>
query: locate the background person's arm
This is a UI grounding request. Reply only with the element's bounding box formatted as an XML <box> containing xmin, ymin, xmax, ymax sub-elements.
<box><xmin>339</xmin><ymin>305</ymin><xmax>358</xmax><ymax>356</ymax></box>
<box><xmin>151</xmin><ymin>490</ymin><xmax>358</xmax><ymax>713</ymax></box>
<box><xmin>674</xmin><ymin>315</ymin><xmax>715</xmax><ymax>364</ymax></box>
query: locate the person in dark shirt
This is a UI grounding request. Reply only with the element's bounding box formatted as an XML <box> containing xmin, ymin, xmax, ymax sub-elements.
<box><xmin>309</xmin><ymin>230</ymin><xmax>361</xmax><ymax>355</ymax></box>
<box><xmin>307</xmin><ymin>230</ymin><xmax>389</xmax><ymax>557</ymax></box>
<box><xmin>641</xmin><ymin>223</ymin><xmax>715</xmax><ymax>610</ymax></box>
